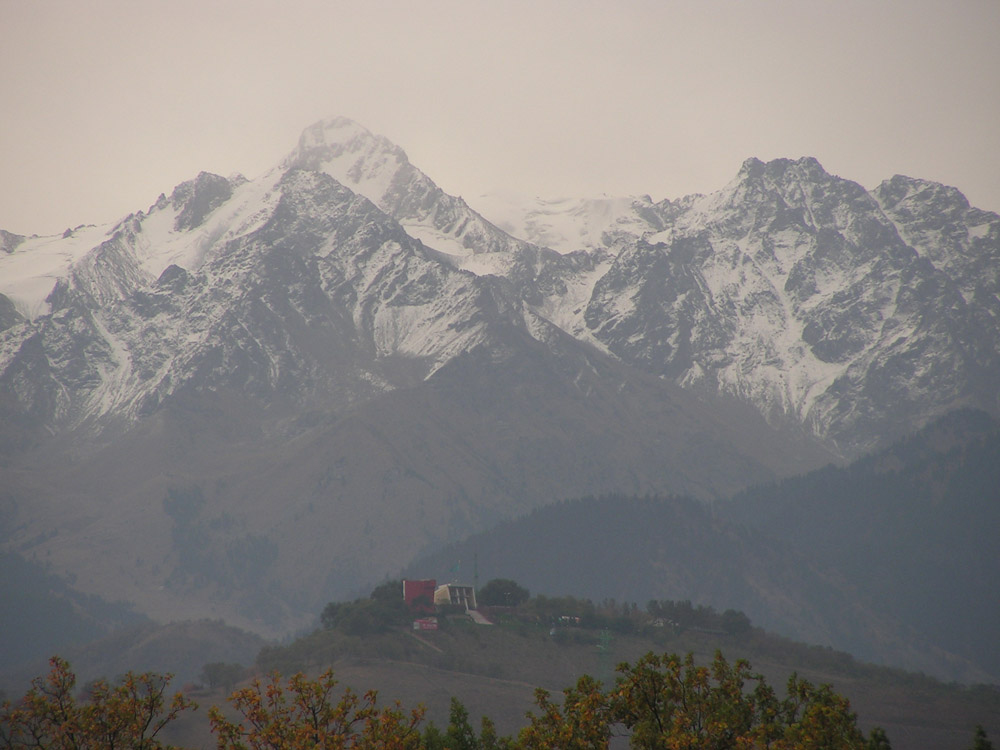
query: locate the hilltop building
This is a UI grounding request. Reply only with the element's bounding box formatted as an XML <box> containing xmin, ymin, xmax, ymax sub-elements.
<box><xmin>402</xmin><ymin>579</ymin><xmax>436</xmax><ymax>612</ymax></box>
<box><xmin>434</xmin><ymin>583</ymin><xmax>477</xmax><ymax>610</ymax></box>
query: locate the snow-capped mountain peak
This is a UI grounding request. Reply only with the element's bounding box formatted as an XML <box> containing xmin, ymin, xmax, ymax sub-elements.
<box><xmin>0</xmin><ymin>223</ymin><xmax>114</xmax><ymax>319</ymax></box>
<box><xmin>284</xmin><ymin>117</ymin><xmax>408</xmax><ymax>211</ymax></box>
<box><xmin>283</xmin><ymin>118</ymin><xmax>537</xmax><ymax>260</ymax></box>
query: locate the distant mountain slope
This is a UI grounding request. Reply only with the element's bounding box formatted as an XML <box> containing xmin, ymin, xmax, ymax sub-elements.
<box><xmin>403</xmin><ymin>411</ymin><xmax>1000</xmax><ymax>682</ymax></box>
<box><xmin>0</xmin><ymin>619</ymin><xmax>266</xmax><ymax>696</ymax></box>
<box><xmin>721</xmin><ymin>408</ymin><xmax>1000</xmax><ymax>680</ymax></box>
<box><xmin>0</xmin><ymin>551</ymin><xmax>146</xmax><ymax>674</ymax></box>
<box><xmin>402</xmin><ymin>495</ymin><xmax>987</xmax><ymax>683</ymax></box>
<box><xmin>2</xmin><ymin>322</ymin><xmax>820</xmax><ymax>636</ymax></box>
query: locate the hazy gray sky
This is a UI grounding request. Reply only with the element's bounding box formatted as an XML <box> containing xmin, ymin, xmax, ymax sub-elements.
<box><xmin>2</xmin><ymin>0</ymin><xmax>998</xmax><ymax>236</ymax></box>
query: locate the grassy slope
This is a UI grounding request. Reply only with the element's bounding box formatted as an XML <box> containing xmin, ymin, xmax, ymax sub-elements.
<box><xmin>161</xmin><ymin>616</ymin><xmax>999</xmax><ymax>750</ymax></box>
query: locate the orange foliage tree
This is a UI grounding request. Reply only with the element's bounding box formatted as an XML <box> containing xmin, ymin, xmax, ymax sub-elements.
<box><xmin>208</xmin><ymin>669</ymin><xmax>424</xmax><ymax>750</ymax></box>
<box><xmin>3</xmin><ymin>652</ymin><xmax>873</xmax><ymax>749</ymax></box>
<box><xmin>0</xmin><ymin>656</ymin><xmax>196</xmax><ymax>750</ymax></box>
<box><xmin>517</xmin><ymin>675</ymin><xmax>610</xmax><ymax>750</ymax></box>
<box><xmin>609</xmin><ymin>651</ymin><xmax>865</xmax><ymax>750</ymax></box>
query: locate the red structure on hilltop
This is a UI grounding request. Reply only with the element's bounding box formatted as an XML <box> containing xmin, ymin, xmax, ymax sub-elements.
<box><xmin>402</xmin><ymin>579</ymin><xmax>436</xmax><ymax>613</ymax></box>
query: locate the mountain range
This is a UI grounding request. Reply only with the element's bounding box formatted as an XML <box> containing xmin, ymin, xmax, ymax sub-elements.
<box><xmin>1</xmin><ymin>117</ymin><xmax>997</xmax><ymax>658</ymax></box>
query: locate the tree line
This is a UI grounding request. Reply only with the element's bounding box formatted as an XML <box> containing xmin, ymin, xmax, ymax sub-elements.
<box><xmin>318</xmin><ymin>578</ymin><xmax>753</xmax><ymax>639</ymax></box>
<box><xmin>5</xmin><ymin>652</ymin><xmax>994</xmax><ymax>749</ymax></box>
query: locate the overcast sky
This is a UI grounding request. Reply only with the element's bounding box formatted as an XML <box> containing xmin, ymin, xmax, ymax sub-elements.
<box><xmin>2</xmin><ymin>0</ymin><xmax>998</xmax><ymax>236</ymax></box>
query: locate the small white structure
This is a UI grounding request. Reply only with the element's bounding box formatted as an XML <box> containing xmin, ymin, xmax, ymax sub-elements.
<box><xmin>434</xmin><ymin>583</ymin><xmax>477</xmax><ymax>610</ymax></box>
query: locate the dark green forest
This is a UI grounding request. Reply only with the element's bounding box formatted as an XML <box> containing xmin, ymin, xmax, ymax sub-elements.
<box><xmin>722</xmin><ymin>408</ymin><xmax>1000</xmax><ymax>676</ymax></box>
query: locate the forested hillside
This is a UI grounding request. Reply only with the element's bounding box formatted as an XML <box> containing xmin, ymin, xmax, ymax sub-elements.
<box><xmin>402</xmin><ymin>410</ymin><xmax>1000</xmax><ymax>683</ymax></box>
<box><xmin>722</xmin><ymin>408</ymin><xmax>1000</xmax><ymax>679</ymax></box>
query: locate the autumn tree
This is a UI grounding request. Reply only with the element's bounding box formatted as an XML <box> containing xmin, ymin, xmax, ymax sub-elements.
<box><xmin>518</xmin><ymin>675</ymin><xmax>611</xmax><ymax>750</ymax></box>
<box><xmin>971</xmin><ymin>725</ymin><xmax>994</xmax><ymax>750</ymax></box>
<box><xmin>422</xmin><ymin>698</ymin><xmax>511</xmax><ymax>750</ymax></box>
<box><xmin>440</xmin><ymin>698</ymin><xmax>477</xmax><ymax>750</ymax></box>
<box><xmin>0</xmin><ymin>656</ymin><xmax>196</xmax><ymax>750</ymax></box>
<box><xmin>209</xmin><ymin>668</ymin><xmax>424</xmax><ymax>750</ymax></box>
<box><xmin>608</xmin><ymin>651</ymin><xmax>867</xmax><ymax>749</ymax></box>
<box><xmin>777</xmin><ymin>673</ymin><xmax>867</xmax><ymax>749</ymax></box>
<box><xmin>610</xmin><ymin>651</ymin><xmax>766</xmax><ymax>748</ymax></box>
<box><xmin>866</xmin><ymin>726</ymin><xmax>892</xmax><ymax>749</ymax></box>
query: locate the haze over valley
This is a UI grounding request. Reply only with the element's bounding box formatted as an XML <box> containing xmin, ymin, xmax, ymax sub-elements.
<box><xmin>2</xmin><ymin>7</ymin><xmax>999</xmax><ymax>746</ymax></box>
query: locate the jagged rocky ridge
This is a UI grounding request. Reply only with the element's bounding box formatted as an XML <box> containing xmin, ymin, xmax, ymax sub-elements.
<box><xmin>484</xmin><ymin>158</ymin><xmax>1000</xmax><ymax>457</ymax></box>
<box><xmin>4</xmin><ymin>120</ymin><xmax>997</xmax><ymax>456</ymax></box>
